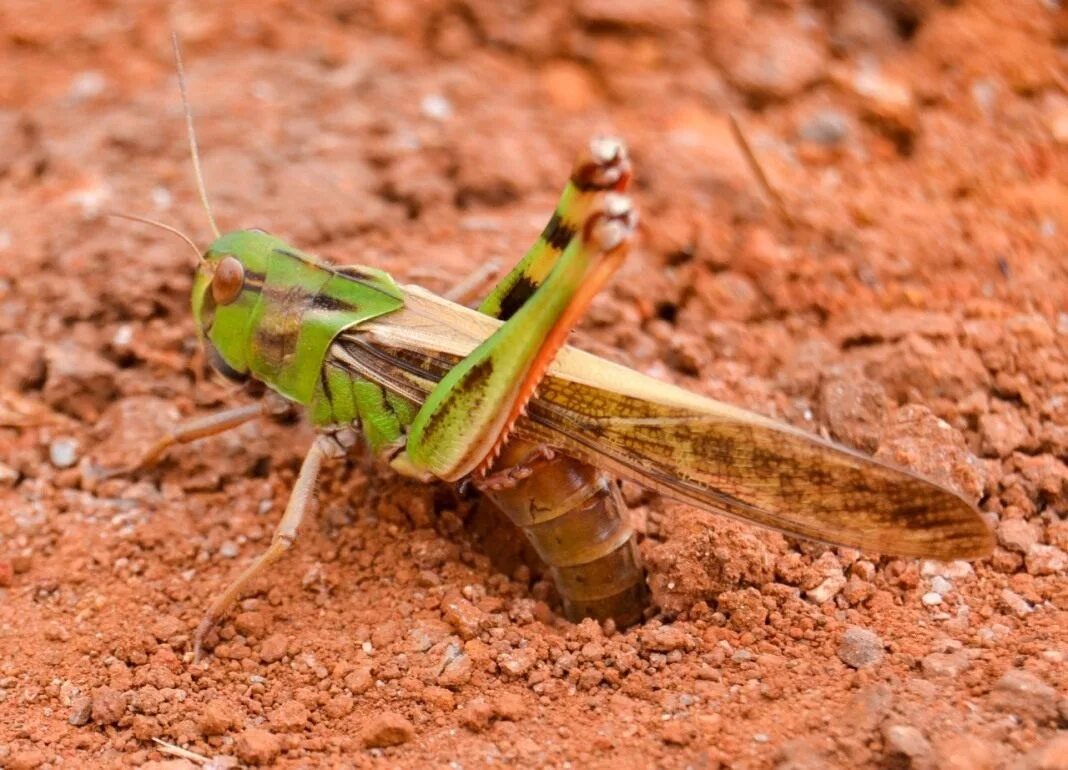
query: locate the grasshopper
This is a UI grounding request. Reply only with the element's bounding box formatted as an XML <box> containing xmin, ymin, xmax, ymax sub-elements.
<box><xmin>119</xmin><ymin>41</ymin><xmax>993</xmax><ymax>659</ymax></box>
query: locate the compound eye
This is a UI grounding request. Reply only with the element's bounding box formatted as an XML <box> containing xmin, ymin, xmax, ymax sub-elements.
<box><xmin>211</xmin><ymin>256</ymin><xmax>245</xmax><ymax>305</ymax></box>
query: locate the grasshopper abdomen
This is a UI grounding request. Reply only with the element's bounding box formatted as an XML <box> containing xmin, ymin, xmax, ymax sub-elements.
<box><xmin>483</xmin><ymin>441</ymin><xmax>646</xmax><ymax>626</ymax></box>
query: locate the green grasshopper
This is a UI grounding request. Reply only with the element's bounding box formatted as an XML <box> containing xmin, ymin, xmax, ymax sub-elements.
<box><xmin>120</xmin><ymin>42</ymin><xmax>993</xmax><ymax>659</ymax></box>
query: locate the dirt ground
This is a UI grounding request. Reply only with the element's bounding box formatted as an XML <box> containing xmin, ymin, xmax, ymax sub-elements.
<box><xmin>0</xmin><ymin>1</ymin><xmax>1066</xmax><ymax>768</ymax></box>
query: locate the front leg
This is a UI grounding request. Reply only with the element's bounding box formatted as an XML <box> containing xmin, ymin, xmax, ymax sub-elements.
<box><xmin>101</xmin><ymin>403</ymin><xmax>263</xmax><ymax>478</ymax></box>
<box><xmin>103</xmin><ymin>392</ymin><xmax>294</xmax><ymax>477</ymax></box>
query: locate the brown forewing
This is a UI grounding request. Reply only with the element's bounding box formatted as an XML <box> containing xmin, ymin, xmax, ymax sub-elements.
<box><xmin>333</xmin><ymin>286</ymin><xmax>993</xmax><ymax>561</ymax></box>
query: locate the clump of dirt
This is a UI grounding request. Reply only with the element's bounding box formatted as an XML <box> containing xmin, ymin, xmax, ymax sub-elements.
<box><xmin>0</xmin><ymin>1</ymin><xmax>1065</xmax><ymax>768</ymax></box>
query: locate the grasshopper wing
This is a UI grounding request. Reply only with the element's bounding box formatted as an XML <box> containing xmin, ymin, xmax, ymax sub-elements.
<box><xmin>338</xmin><ymin>286</ymin><xmax>994</xmax><ymax>561</ymax></box>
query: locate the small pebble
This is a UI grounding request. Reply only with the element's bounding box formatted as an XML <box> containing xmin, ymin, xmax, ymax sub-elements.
<box><xmin>971</xmin><ymin>78</ymin><xmax>999</xmax><ymax>118</ymax></box>
<box><xmin>151</xmin><ymin>615</ymin><xmax>186</xmax><ymax>642</ymax></box>
<box><xmin>199</xmin><ymin>698</ymin><xmax>239</xmax><ymax>736</ymax></box>
<box><xmin>580</xmin><ymin>641</ymin><xmax>605</xmax><ymax>662</ymax></box>
<box><xmin>1001</xmin><ymin>588</ymin><xmax>1033</xmax><ymax>617</ymax></box>
<box><xmin>641</xmin><ymin>624</ymin><xmax>690</xmax><ymax>652</ymax></box>
<box><xmin>112</xmin><ymin>323</ymin><xmax>134</xmax><ymax>347</ymax></box>
<box><xmin>69</xmin><ymin>70</ymin><xmax>107</xmax><ymax>100</ymax></box>
<box><xmin>268</xmin><ymin>700</ymin><xmax>309</xmax><ymax>732</ymax></box>
<box><xmin>798</xmin><ymin>109</ymin><xmax>850</xmax><ymax>146</ymax></box>
<box><xmin>235</xmin><ymin>728</ymin><xmax>281</xmax><ymax>766</ymax></box>
<box><xmin>997</xmin><ymin>518</ymin><xmax>1039</xmax><ymax>553</ymax></box>
<box><xmin>7</xmin><ymin>750</ymin><xmax>46</xmax><ymax>770</ymax></box>
<box><xmin>853</xmin><ymin>67</ymin><xmax>917</xmax><ymax>139</ymax></box>
<box><xmin>49</xmin><ymin>438</ymin><xmax>79</xmax><ymax>469</ymax></box>
<box><xmin>259</xmin><ymin>634</ymin><xmax>288</xmax><ymax>663</ymax></box>
<box><xmin>1025</xmin><ymin>544</ymin><xmax>1066</xmax><ymax>576</ymax></box>
<box><xmin>1047</xmin><ymin>106</ymin><xmax>1068</xmax><ymax>144</ymax></box>
<box><xmin>883</xmin><ymin>724</ymin><xmax>932</xmax><ymax>762</ymax></box>
<box><xmin>437</xmin><ymin>649</ymin><xmax>472</xmax><ymax>687</ymax></box>
<box><xmin>442</xmin><ymin>595</ymin><xmax>483</xmax><ymax>640</ymax></box>
<box><xmin>806</xmin><ymin>573</ymin><xmax>847</xmax><ymax>604</ymax></box>
<box><xmin>460</xmin><ymin>699</ymin><xmax>494</xmax><ymax>732</ymax></box>
<box><xmin>1021</xmin><ymin>733</ymin><xmax>1068</xmax><ymax>769</ymax></box>
<box><xmin>493</xmin><ymin>692</ymin><xmax>528</xmax><ymax>721</ymax></box>
<box><xmin>837</xmin><ymin>626</ymin><xmax>885</xmax><ymax>669</ymax></box>
<box><xmin>921</xmin><ymin>560</ymin><xmax>974</xmax><ymax>580</ymax></box>
<box><xmin>68</xmin><ymin>695</ymin><xmax>92</xmax><ymax>726</ymax></box>
<box><xmin>578</xmin><ymin>668</ymin><xmax>604</xmax><ymax>690</ymax></box>
<box><xmin>43</xmin><ymin>621</ymin><xmax>70</xmax><ymax>642</ymax></box>
<box><xmin>933</xmin><ymin>734</ymin><xmax>1001</xmax><ymax>770</ymax></box>
<box><xmin>498</xmin><ymin>646</ymin><xmax>539</xmax><ymax>677</ymax></box>
<box><xmin>0</xmin><ymin>462</ymin><xmax>18</xmax><ymax>486</ymax></box>
<box><xmin>989</xmin><ymin>669</ymin><xmax>1058</xmax><ymax>723</ymax></box>
<box><xmin>929</xmin><ymin>576</ymin><xmax>952</xmax><ymax>596</ymax></box>
<box><xmin>921</xmin><ymin>592</ymin><xmax>943</xmax><ymax>607</ymax></box>
<box><xmin>90</xmin><ymin>686</ymin><xmax>127</xmax><ymax>725</ymax></box>
<box><xmin>324</xmin><ymin>694</ymin><xmax>354</xmax><ymax>718</ymax></box>
<box><xmin>660</xmin><ymin>719</ymin><xmax>693</xmax><ymax>746</ymax></box>
<box><xmin>921</xmin><ymin>651</ymin><xmax>970</xmax><ymax>678</ymax></box>
<box><xmin>420</xmin><ymin>94</ymin><xmax>453</xmax><ymax>121</ymax></box>
<box><xmin>344</xmin><ymin>666</ymin><xmax>374</xmax><ymax>694</ymax></box>
<box><xmin>842</xmin><ymin>575</ymin><xmax>874</xmax><ymax>605</ymax></box>
<box><xmin>361</xmin><ymin>711</ymin><xmax>415</xmax><ymax>748</ymax></box>
<box><xmin>234</xmin><ymin>612</ymin><xmax>267</xmax><ymax>638</ymax></box>
<box><xmin>724</xmin><ymin>19</ymin><xmax>827</xmax><ymax>101</ymax></box>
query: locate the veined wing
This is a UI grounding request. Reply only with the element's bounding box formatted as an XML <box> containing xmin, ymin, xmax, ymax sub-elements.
<box><xmin>334</xmin><ymin>285</ymin><xmax>993</xmax><ymax>561</ymax></box>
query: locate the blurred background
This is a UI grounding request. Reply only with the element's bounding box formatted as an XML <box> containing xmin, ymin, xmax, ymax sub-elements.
<box><xmin>0</xmin><ymin>2</ymin><xmax>1066</xmax><ymax>768</ymax></box>
<box><xmin>2</xmin><ymin>1</ymin><xmax>1064</xmax><ymax>309</ymax></box>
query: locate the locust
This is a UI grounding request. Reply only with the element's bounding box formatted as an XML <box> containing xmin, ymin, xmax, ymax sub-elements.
<box><xmin>117</xmin><ymin>41</ymin><xmax>993</xmax><ymax>659</ymax></box>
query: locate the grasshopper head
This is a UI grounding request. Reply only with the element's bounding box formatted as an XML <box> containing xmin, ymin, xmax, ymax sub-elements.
<box><xmin>191</xmin><ymin>229</ymin><xmax>285</xmax><ymax>383</ymax></box>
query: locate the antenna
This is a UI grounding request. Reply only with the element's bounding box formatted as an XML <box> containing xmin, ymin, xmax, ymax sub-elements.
<box><xmin>172</xmin><ymin>32</ymin><xmax>221</xmax><ymax>239</ymax></box>
<box><xmin>104</xmin><ymin>211</ymin><xmax>204</xmax><ymax>263</ymax></box>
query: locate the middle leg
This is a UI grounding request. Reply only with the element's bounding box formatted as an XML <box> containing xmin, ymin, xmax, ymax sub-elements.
<box><xmin>193</xmin><ymin>432</ymin><xmax>344</xmax><ymax>659</ymax></box>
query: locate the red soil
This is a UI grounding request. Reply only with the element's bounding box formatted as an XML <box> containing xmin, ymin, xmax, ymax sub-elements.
<box><xmin>0</xmin><ymin>2</ymin><xmax>1065</xmax><ymax>768</ymax></box>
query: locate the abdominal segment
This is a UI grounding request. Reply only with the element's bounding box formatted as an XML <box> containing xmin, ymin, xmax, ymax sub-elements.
<box><xmin>481</xmin><ymin>439</ymin><xmax>647</xmax><ymax>628</ymax></box>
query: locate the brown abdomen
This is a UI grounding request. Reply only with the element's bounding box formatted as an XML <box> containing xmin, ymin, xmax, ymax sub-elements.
<box><xmin>483</xmin><ymin>440</ymin><xmax>647</xmax><ymax>627</ymax></box>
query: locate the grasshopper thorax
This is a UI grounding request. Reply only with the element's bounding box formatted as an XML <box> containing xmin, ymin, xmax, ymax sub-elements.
<box><xmin>191</xmin><ymin>229</ymin><xmax>406</xmax><ymax>405</ymax></box>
